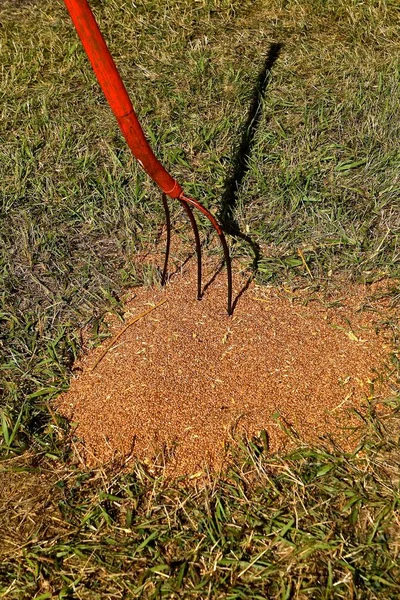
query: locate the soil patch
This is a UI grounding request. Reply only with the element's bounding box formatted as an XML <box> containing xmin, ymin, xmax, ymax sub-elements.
<box><xmin>56</xmin><ymin>262</ymin><xmax>395</xmax><ymax>477</ymax></box>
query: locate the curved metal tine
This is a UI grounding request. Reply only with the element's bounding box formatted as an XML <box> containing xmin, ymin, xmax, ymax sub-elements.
<box><xmin>179</xmin><ymin>200</ymin><xmax>202</xmax><ymax>300</ymax></box>
<box><xmin>179</xmin><ymin>194</ymin><xmax>233</xmax><ymax>316</ymax></box>
<box><xmin>161</xmin><ymin>192</ymin><xmax>171</xmax><ymax>286</ymax></box>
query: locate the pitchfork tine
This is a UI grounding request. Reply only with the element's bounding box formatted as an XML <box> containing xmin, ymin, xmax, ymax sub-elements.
<box><xmin>160</xmin><ymin>193</ymin><xmax>202</xmax><ymax>300</ymax></box>
<box><xmin>180</xmin><ymin>201</ymin><xmax>202</xmax><ymax>301</ymax></box>
<box><xmin>161</xmin><ymin>193</ymin><xmax>171</xmax><ymax>287</ymax></box>
<box><xmin>179</xmin><ymin>194</ymin><xmax>233</xmax><ymax>316</ymax></box>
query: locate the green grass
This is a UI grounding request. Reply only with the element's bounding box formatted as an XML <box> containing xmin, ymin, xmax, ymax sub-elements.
<box><xmin>1</xmin><ymin>410</ymin><xmax>400</xmax><ymax>598</ymax></box>
<box><xmin>0</xmin><ymin>0</ymin><xmax>399</xmax><ymax>597</ymax></box>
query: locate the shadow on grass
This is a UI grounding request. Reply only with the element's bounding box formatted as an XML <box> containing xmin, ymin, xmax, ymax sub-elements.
<box><xmin>220</xmin><ymin>42</ymin><xmax>282</xmax><ymax>274</ymax></box>
<box><xmin>164</xmin><ymin>43</ymin><xmax>281</xmax><ymax>311</ymax></box>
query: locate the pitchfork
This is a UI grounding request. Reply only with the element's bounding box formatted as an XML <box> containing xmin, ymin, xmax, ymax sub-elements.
<box><xmin>63</xmin><ymin>0</ymin><xmax>233</xmax><ymax>315</ymax></box>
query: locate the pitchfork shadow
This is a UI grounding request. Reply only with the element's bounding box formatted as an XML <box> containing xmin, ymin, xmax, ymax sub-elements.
<box><xmin>205</xmin><ymin>42</ymin><xmax>282</xmax><ymax>310</ymax></box>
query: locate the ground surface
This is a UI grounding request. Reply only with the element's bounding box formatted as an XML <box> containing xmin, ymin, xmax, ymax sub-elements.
<box><xmin>58</xmin><ymin>260</ymin><xmax>394</xmax><ymax>476</ymax></box>
<box><xmin>1</xmin><ymin>0</ymin><xmax>400</xmax><ymax>597</ymax></box>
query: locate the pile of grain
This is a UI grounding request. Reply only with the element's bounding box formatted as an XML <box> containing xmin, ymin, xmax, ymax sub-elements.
<box><xmin>57</xmin><ymin>261</ymin><xmax>393</xmax><ymax>477</ymax></box>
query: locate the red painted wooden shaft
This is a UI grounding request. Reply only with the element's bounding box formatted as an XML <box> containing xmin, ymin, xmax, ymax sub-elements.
<box><xmin>63</xmin><ymin>0</ymin><xmax>182</xmax><ymax>198</ymax></box>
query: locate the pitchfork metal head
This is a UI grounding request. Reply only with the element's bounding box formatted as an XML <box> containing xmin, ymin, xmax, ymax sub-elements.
<box><xmin>161</xmin><ymin>192</ymin><xmax>233</xmax><ymax>316</ymax></box>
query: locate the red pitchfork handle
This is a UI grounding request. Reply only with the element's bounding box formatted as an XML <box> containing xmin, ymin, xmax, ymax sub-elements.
<box><xmin>62</xmin><ymin>0</ymin><xmax>233</xmax><ymax>314</ymax></box>
<box><xmin>62</xmin><ymin>0</ymin><xmax>181</xmax><ymax>198</ymax></box>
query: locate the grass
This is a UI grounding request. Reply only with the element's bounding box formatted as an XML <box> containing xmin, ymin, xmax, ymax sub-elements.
<box><xmin>0</xmin><ymin>0</ymin><xmax>399</xmax><ymax>597</ymax></box>
<box><xmin>1</xmin><ymin>409</ymin><xmax>400</xmax><ymax>598</ymax></box>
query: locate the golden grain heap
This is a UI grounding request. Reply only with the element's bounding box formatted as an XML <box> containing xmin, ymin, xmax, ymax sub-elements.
<box><xmin>57</xmin><ymin>263</ymin><xmax>392</xmax><ymax>477</ymax></box>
